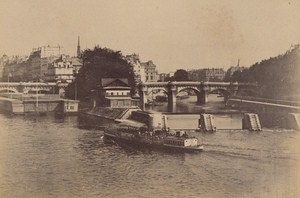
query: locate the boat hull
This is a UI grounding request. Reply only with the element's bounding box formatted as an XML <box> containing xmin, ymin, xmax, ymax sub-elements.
<box><xmin>103</xmin><ymin>133</ymin><xmax>203</xmax><ymax>153</ymax></box>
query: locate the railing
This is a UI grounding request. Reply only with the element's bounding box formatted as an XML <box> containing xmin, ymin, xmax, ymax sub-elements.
<box><xmin>140</xmin><ymin>81</ymin><xmax>257</xmax><ymax>87</ymax></box>
<box><xmin>0</xmin><ymin>82</ymin><xmax>57</xmax><ymax>86</ymax></box>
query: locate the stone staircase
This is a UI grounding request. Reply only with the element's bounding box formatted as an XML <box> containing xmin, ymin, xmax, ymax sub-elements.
<box><xmin>243</xmin><ymin>113</ymin><xmax>262</xmax><ymax>131</ymax></box>
<box><xmin>199</xmin><ymin>114</ymin><xmax>216</xmax><ymax>132</ymax></box>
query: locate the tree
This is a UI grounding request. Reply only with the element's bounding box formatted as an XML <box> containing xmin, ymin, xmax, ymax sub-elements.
<box><xmin>226</xmin><ymin>45</ymin><xmax>300</xmax><ymax>99</ymax></box>
<box><xmin>164</xmin><ymin>76</ymin><xmax>174</xmax><ymax>82</ymax></box>
<box><xmin>65</xmin><ymin>46</ymin><xmax>135</xmax><ymax>100</ymax></box>
<box><xmin>174</xmin><ymin>69</ymin><xmax>189</xmax><ymax>81</ymax></box>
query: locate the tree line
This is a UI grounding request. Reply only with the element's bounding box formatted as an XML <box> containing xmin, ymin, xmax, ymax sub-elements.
<box><xmin>228</xmin><ymin>46</ymin><xmax>300</xmax><ymax>100</ymax></box>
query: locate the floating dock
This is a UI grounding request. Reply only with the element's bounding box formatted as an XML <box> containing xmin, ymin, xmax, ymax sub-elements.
<box><xmin>0</xmin><ymin>94</ymin><xmax>79</xmax><ymax>114</ymax></box>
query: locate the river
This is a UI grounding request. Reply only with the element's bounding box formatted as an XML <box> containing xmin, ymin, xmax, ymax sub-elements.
<box><xmin>0</xmin><ymin>96</ymin><xmax>300</xmax><ymax>198</ymax></box>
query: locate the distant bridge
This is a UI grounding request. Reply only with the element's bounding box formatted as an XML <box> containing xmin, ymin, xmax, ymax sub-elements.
<box><xmin>138</xmin><ymin>81</ymin><xmax>257</xmax><ymax>111</ymax></box>
<box><xmin>0</xmin><ymin>82</ymin><xmax>68</xmax><ymax>96</ymax></box>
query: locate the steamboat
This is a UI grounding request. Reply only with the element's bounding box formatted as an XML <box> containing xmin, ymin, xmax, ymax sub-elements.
<box><xmin>103</xmin><ymin>124</ymin><xmax>204</xmax><ymax>152</ymax></box>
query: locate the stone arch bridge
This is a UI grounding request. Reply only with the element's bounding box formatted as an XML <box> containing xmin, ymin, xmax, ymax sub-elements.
<box><xmin>139</xmin><ymin>81</ymin><xmax>257</xmax><ymax>111</ymax></box>
<box><xmin>0</xmin><ymin>82</ymin><xmax>68</xmax><ymax>96</ymax></box>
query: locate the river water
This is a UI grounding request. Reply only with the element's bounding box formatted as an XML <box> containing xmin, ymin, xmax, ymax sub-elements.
<box><xmin>0</xmin><ymin>96</ymin><xmax>300</xmax><ymax>198</ymax></box>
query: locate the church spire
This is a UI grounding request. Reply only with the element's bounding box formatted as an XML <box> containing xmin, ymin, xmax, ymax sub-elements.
<box><xmin>77</xmin><ymin>36</ymin><xmax>81</xmax><ymax>57</ymax></box>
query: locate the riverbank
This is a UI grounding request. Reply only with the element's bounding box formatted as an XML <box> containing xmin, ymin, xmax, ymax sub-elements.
<box><xmin>226</xmin><ymin>98</ymin><xmax>300</xmax><ymax>129</ymax></box>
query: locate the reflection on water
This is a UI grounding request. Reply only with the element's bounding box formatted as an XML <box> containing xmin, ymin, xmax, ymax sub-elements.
<box><xmin>0</xmin><ymin>113</ymin><xmax>299</xmax><ymax>198</ymax></box>
<box><xmin>146</xmin><ymin>94</ymin><xmax>227</xmax><ymax>113</ymax></box>
<box><xmin>77</xmin><ymin>114</ymin><xmax>115</xmax><ymax>130</ymax></box>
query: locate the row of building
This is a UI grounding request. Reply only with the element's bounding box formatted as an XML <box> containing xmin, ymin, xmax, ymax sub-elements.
<box><xmin>0</xmin><ymin>38</ymin><xmax>245</xmax><ymax>86</ymax></box>
<box><xmin>125</xmin><ymin>54</ymin><xmax>159</xmax><ymax>83</ymax></box>
<box><xmin>0</xmin><ymin>40</ymin><xmax>160</xmax><ymax>85</ymax></box>
<box><xmin>159</xmin><ymin>62</ymin><xmax>245</xmax><ymax>82</ymax></box>
<box><xmin>0</xmin><ymin>45</ymin><xmax>83</xmax><ymax>83</ymax></box>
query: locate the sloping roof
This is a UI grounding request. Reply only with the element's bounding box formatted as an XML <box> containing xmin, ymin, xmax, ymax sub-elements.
<box><xmin>101</xmin><ymin>78</ymin><xmax>129</xmax><ymax>87</ymax></box>
<box><xmin>141</xmin><ymin>60</ymin><xmax>156</xmax><ymax>68</ymax></box>
<box><xmin>71</xmin><ymin>57</ymin><xmax>83</xmax><ymax>65</ymax></box>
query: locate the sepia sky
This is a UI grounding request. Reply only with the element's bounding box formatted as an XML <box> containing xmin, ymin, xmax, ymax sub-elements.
<box><xmin>0</xmin><ymin>0</ymin><xmax>299</xmax><ymax>72</ymax></box>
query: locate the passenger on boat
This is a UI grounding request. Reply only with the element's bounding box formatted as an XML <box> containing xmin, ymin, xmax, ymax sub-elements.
<box><xmin>139</xmin><ymin>127</ymin><xmax>147</xmax><ymax>134</ymax></box>
<box><xmin>182</xmin><ymin>131</ymin><xmax>188</xmax><ymax>138</ymax></box>
<box><xmin>154</xmin><ymin>130</ymin><xmax>163</xmax><ymax>136</ymax></box>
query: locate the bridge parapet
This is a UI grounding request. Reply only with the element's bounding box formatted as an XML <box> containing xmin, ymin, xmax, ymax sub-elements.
<box><xmin>0</xmin><ymin>82</ymin><xmax>56</xmax><ymax>86</ymax></box>
<box><xmin>140</xmin><ymin>81</ymin><xmax>257</xmax><ymax>87</ymax></box>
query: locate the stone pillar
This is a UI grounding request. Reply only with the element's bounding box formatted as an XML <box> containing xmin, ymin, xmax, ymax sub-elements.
<box><xmin>139</xmin><ymin>88</ymin><xmax>147</xmax><ymax>111</ymax></box>
<box><xmin>167</xmin><ymin>91</ymin><xmax>177</xmax><ymax>112</ymax></box>
<box><xmin>197</xmin><ymin>90</ymin><xmax>208</xmax><ymax>105</ymax></box>
<box><xmin>167</xmin><ymin>85</ymin><xmax>177</xmax><ymax>112</ymax></box>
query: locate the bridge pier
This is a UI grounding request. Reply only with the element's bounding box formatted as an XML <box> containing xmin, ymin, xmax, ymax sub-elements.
<box><xmin>167</xmin><ymin>85</ymin><xmax>177</xmax><ymax>113</ymax></box>
<box><xmin>168</xmin><ymin>91</ymin><xmax>177</xmax><ymax>112</ymax></box>
<box><xmin>197</xmin><ymin>91</ymin><xmax>208</xmax><ymax>105</ymax></box>
<box><xmin>139</xmin><ymin>88</ymin><xmax>147</xmax><ymax>111</ymax></box>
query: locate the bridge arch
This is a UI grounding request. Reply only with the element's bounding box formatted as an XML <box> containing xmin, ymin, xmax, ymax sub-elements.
<box><xmin>145</xmin><ymin>87</ymin><xmax>168</xmax><ymax>96</ymax></box>
<box><xmin>208</xmin><ymin>88</ymin><xmax>232</xmax><ymax>102</ymax></box>
<box><xmin>0</xmin><ymin>88</ymin><xmax>19</xmax><ymax>93</ymax></box>
<box><xmin>176</xmin><ymin>87</ymin><xmax>206</xmax><ymax>105</ymax></box>
<box><xmin>177</xmin><ymin>87</ymin><xmax>200</xmax><ymax>95</ymax></box>
<box><xmin>140</xmin><ymin>87</ymin><xmax>169</xmax><ymax>105</ymax></box>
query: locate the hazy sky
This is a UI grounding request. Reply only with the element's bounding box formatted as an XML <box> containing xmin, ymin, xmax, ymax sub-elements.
<box><xmin>0</xmin><ymin>0</ymin><xmax>299</xmax><ymax>72</ymax></box>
